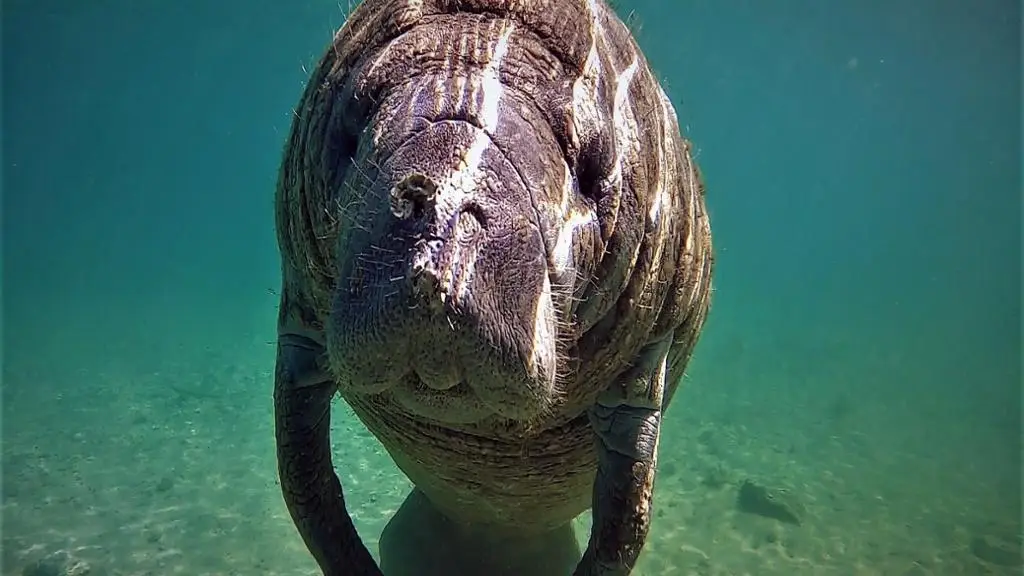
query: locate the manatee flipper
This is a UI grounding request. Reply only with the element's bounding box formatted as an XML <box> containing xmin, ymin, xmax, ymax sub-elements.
<box><xmin>274</xmin><ymin>291</ymin><xmax>383</xmax><ymax>576</ymax></box>
<box><xmin>576</xmin><ymin>336</ymin><xmax>673</xmax><ymax>576</ymax></box>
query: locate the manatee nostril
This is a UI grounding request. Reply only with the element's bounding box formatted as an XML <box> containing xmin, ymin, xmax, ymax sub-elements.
<box><xmin>390</xmin><ymin>173</ymin><xmax>438</xmax><ymax>221</ymax></box>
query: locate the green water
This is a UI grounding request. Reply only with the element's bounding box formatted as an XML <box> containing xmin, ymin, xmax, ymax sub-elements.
<box><xmin>3</xmin><ymin>0</ymin><xmax>1020</xmax><ymax>574</ymax></box>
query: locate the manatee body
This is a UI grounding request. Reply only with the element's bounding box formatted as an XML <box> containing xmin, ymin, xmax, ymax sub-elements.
<box><xmin>273</xmin><ymin>1</ymin><xmax>714</xmax><ymax>574</ymax></box>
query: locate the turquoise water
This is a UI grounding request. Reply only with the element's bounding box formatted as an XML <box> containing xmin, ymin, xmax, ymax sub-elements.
<box><xmin>3</xmin><ymin>1</ymin><xmax>1019</xmax><ymax>574</ymax></box>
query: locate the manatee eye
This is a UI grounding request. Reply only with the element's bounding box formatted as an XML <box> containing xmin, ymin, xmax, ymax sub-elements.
<box><xmin>575</xmin><ymin>159</ymin><xmax>604</xmax><ymax>208</ymax></box>
<box><xmin>574</xmin><ymin>131</ymin><xmax>614</xmax><ymax>205</ymax></box>
<box><xmin>462</xmin><ymin>201</ymin><xmax>488</xmax><ymax>230</ymax></box>
<box><xmin>325</xmin><ymin>124</ymin><xmax>358</xmax><ymax>192</ymax></box>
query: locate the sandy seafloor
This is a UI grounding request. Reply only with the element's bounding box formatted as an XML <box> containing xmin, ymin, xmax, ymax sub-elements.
<box><xmin>2</xmin><ymin>304</ymin><xmax>1020</xmax><ymax>576</ymax></box>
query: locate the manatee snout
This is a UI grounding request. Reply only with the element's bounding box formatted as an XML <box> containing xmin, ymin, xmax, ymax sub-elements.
<box><xmin>326</xmin><ymin>117</ymin><xmax>563</xmax><ymax>421</ymax></box>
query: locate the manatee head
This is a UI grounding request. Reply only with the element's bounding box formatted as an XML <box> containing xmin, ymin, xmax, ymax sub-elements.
<box><xmin>320</xmin><ymin>29</ymin><xmax>602</xmax><ymax>425</ymax></box>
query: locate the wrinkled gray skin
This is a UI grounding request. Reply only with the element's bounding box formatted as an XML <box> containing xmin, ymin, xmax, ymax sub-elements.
<box><xmin>273</xmin><ymin>0</ymin><xmax>714</xmax><ymax>574</ymax></box>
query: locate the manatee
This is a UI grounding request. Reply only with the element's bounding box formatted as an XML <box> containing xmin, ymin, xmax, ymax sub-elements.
<box><xmin>272</xmin><ymin>1</ymin><xmax>714</xmax><ymax>575</ymax></box>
